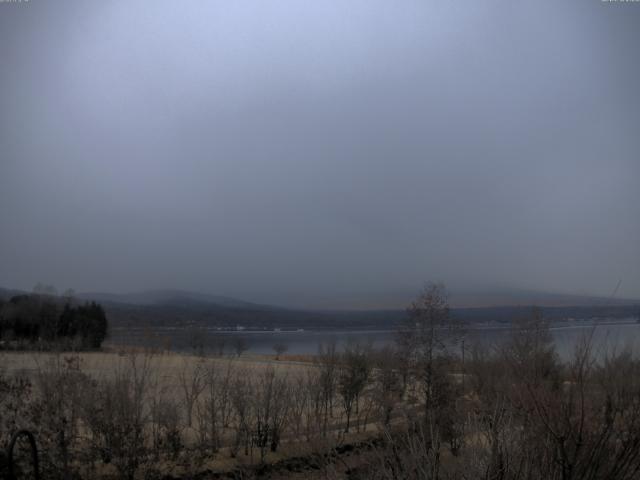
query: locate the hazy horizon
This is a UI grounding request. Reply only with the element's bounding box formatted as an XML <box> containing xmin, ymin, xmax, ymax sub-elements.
<box><xmin>2</xmin><ymin>283</ymin><xmax>637</xmax><ymax>311</ymax></box>
<box><xmin>1</xmin><ymin>0</ymin><xmax>639</xmax><ymax>308</ymax></box>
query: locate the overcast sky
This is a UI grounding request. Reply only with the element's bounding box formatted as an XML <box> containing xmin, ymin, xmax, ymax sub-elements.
<box><xmin>1</xmin><ymin>0</ymin><xmax>638</xmax><ymax>308</ymax></box>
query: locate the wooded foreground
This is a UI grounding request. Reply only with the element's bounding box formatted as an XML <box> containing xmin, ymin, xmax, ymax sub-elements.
<box><xmin>3</xmin><ymin>284</ymin><xmax>640</xmax><ymax>480</ymax></box>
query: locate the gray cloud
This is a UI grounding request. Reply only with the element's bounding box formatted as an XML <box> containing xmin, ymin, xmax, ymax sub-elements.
<box><xmin>1</xmin><ymin>0</ymin><xmax>639</xmax><ymax>307</ymax></box>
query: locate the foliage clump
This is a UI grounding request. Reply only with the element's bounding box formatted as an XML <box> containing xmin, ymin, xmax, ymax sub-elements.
<box><xmin>0</xmin><ymin>293</ymin><xmax>108</xmax><ymax>350</ymax></box>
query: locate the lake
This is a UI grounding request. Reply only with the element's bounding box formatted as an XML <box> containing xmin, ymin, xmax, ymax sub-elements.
<box><xmin>109</xmin><ymin>318</ymin><xmax>640</xmax><ymax>360</ymax></box>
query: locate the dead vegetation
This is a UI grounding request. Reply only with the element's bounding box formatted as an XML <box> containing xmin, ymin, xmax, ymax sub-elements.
<box><xmin>2</xmin><ymin>285</ymin><xmax>640</xmax><ymax>479</ymax></box>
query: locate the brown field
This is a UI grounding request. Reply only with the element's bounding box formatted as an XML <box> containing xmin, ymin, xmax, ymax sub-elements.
<box><xmin>0</xmin><ymin>349</ymin><xmax>390</xmax><ymax>479</ymax></box>
<box><xmin>0</xmin><ymin>350</ymin><xmax>312</xmax><ymax>381</ymax></box>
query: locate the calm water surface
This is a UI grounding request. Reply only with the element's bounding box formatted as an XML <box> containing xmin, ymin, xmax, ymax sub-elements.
<box><xmin>216</xmin><ymin>322</ymin><xmax>640</xmax><ymax>359</ymax></box>
<box><xmin>111</xmin><ymin>319</ymin><xmax>640</xmax><ymax>360</ymax></box>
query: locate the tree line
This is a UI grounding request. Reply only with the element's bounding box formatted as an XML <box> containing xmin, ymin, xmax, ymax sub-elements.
<box><xmin>0</xmin><ymin>290</ymin><xmax>108</xmax><ymax>350</ymax></box>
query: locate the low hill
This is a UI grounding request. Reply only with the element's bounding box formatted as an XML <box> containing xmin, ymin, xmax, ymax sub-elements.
<box><xmin>77</xmin><ymin>289</ymin><xmax>265</xmax><ymax>310</ymax></box>
<box><xmin>3</xmin><ymin>287</ymin><xmax>639</xmax><ymax>331</ymax></box>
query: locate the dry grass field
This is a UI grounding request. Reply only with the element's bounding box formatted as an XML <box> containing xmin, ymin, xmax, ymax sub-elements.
<box><xmin>0</xmin><ymin>348</ymin><xmax>390</xmax><ymax>479</ymax></box>
<box><xmin>0</xmin><ymin>350</ymin><xmax>311</xmax><ymax>383</ymax></box>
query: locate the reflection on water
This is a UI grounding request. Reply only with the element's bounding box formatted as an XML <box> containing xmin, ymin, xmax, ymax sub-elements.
<box><xmin>109</xmin><ymin>319</ymin><xmax>640</xmax><ymax>360</ymax></box>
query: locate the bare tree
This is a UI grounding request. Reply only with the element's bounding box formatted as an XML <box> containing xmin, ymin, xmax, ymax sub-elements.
<box><xmin>372</xmin><ymin>346</ymin><xmax>404</xmax><ymax>427</ymax></box>
<box><xmin>62</xmin><ymin>289</ymin><xmax>76</xmax><ymax>305</ymax></box>
<box><xmin>502</xmin><ymin>306</ymin><xmax>560</xmax><ymax>387</ymax></box>
<box><xmin>303</xmin><ymin>369</ymin><xmax>325</xmax><ymax>441</ymax></box>
<box><xmin>32</xmin><ymin>353</ymin><xmax>91</xmax><ymax>479</ymax></box>
<box><xmin>195</xmin><ymin>359</ymin><xmax>234</xmax><ymax>455</ymax></box>
<box><xmin>338</xmin><ymin>341</ymin><xmax>371</xmax><ymax>432</ymax></box>
<box><xmin>80</xmin><ymin>353</ymin><xmax>153</xmax><ymax>480</ymax></box>
<box><xmin>187</xmin><ymin>327</ymin><xmax>208</xmax><ymax>357</ymax></box>
<box><xmin>150</xmin><ymin>397</ymin><xmax>182</xmax><ymax>461</ymax></box>
<box><xmin>272</xmin><ymin>342</ymin><xmax>288</xmax><ymax>360</ymax></box>
<box><xmin>233</xmin><ymin>337</ymin><xmax>249</xmax><ymax>357</ymax></box>
<box><xmin>252</xmin><ymin>366</ymin><xmax>291</xmax><ymax>461</ymax></box>
<box><xmin>211</xmin><ymin>335</ymin><xmax>226</xmax><ymax>357</ymax></box>
<box><xmin>289</xmin><ymin>375</ymin><xmax>310</xmax><ymax>439</ymax></box>
<box><xmin>399</xmin><ymin>283</ymin><xmax>462</xmax><ymax>415</ymax></box>
<box><xmin>178</xmin><ymin>358</ymin><xmax>206</xmax><ymax>428</ymax></box>
<box><xmin>33</xmin><ymin>283</ymin><xmax>58</xmax><ymax>296</ymax></box>
<box><xmin>372</xmin><ymin>422</ymin><xmax>443</xmax><ymax>480</ymax></box>
<box><xmin>316</xmin><ymin>341</ymin><xmax>339</xmax><ymax>436</ymax></box>
<box><xmin>229</xmin><ymin>369</ymin><xmax>254</xmax><ymax>458</ymax></box>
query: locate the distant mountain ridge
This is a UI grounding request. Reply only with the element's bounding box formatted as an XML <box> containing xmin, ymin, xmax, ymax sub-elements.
<box><xmin>2</xmin><ymin>286</ymin><xmax>638</xmax><ymax>311</ymax></box>
<box><xmin>76</xmin><ymin>289</ymin><xmax>269</xmax><ymax>310</ymax></box>
<box><xmin>448</xmin><ymin>289</ymin><xmax>639</xmax><ymax>308</ymax></box>
<box><xmin>1</xmin><ymin>286</ymin><xmax>638</xmax><ymax>331</ymax></box>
